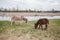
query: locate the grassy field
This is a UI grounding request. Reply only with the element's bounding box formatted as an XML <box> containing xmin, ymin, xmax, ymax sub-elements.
<box><xmin>0</xmin><ymin>19</ymin><xmax>60</xmax><ymax>40</ymax></box>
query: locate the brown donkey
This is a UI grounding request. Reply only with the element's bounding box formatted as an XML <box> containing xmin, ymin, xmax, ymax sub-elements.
<box><xmin>34</xmin><ymin>18</ymin><xmax>49</xmax><ymax>30</ymax></box>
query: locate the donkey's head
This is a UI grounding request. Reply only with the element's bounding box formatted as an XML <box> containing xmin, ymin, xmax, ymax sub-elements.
<box><xmin>34</xmin><ymin>23</ymin><xmax>38</xmax><ymax>29</ymax></box>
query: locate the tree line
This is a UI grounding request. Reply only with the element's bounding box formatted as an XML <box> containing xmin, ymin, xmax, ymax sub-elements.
<box><xmin>0</xmin><ymin>8</ymin><xmax>60</xmax><ymax>13</ymax></box>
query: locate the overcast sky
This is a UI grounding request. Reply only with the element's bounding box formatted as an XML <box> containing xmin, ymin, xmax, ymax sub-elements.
<box><xmin>0</xmin><ymin>0</ymin><xmax>60</xmax><ymax>10</ymax></box>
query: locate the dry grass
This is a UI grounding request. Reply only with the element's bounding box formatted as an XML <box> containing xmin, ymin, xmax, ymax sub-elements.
<box><xmin>0</xmin><ymin>19</ymin><xmax>60</xmax><ymax>40</ymax></box>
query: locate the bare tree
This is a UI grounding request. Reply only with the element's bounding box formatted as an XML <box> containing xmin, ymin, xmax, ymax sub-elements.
<box><xmin>52</xmin><ymin>9</ymin><xmax>55</xmax><ymax>13</ymax></box>
<box><xmin>13</xmin><ymin>7</ymin><xmax>15</xmax><ymax>11</ymax></box>
<box><xmin>4</xmin><ymin>8</ymin><xmax>7</xmax><ymax>11</ymax></box>
<box><xmin>0</xmin><ymin>7</ymin><xmax>4</xmax><ymax>11</ymax></box>
<box><xmin>0</xmin><ymin>8</ymin><xmax>1</xmax><ymax>11</ymax></box>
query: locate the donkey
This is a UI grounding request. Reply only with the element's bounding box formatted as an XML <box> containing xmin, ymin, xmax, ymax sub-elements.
<box><xmin>11</xmin><ymin>15</ymin><xmax>27</xmax><ymax>25</ymax></box>
<box><xmin>34</xmin><ymin>18</ymin><xmax>49</xmax><ymax>30</ymax></box>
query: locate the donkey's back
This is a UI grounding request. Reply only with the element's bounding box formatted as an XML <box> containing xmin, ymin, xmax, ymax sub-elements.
<box><xmin>37</xmin><ymin>18</ymin><xmax>49</xmax><ymax>25</ymax></box>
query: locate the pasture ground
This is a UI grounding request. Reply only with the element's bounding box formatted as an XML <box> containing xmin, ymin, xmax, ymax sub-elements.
<box><xmin>0</xmin><ymin>19</ymin><xmax>60</xmax><ymax>40</ymax></box>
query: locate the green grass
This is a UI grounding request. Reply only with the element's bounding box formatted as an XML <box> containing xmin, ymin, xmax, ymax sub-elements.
<box><xmin>48</xmin><ymin>19</ymin><xmax>60</xmax><ymax>39</ymax></box>
<box><xmin>49</xmin><ymin>19</ymin><xmax>60</xmax><ymax>26</ymax></box>
<box><xmin>0</xmin><ymin>21</ymin><xmax>11</xmax><ymax>33</ymax></box>
<box><xmin>0</xmin><ymin>19</ymin><xmax>60</xmax><ymax>40</ymax></box>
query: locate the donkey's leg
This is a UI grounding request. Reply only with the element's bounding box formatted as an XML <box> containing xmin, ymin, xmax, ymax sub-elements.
<box><xmin>38</xmin><ymin>24</ymin><xmax>41</xmax><ymax>29</ymax></box>
<box><xmin>11</xmin><ymin>21</ymin><xmax>12</xmax><ymax>26</ymax></box>
<box><xmin>11</xmin><ymin>20</ymin><xmax>15</xmax><ymax>26</ymax></box>
<box><xmin>11</xmin><ymin>20</ymin><xmax>13</xmax><ymax>26</ymax></box>
<box><xmin>41</xmin><ymin>25</ymin><xmax>43</xmax><ymax>30</ymax></box>
<box><xmin>13</xmin><ymin>20</ymin><xmax>15</xmax><ymax>24</ymax></box>
<box><xmin>45</xmin><ymin>24</ymin><xmax>48</xmax><ymax>30</ymax></box>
